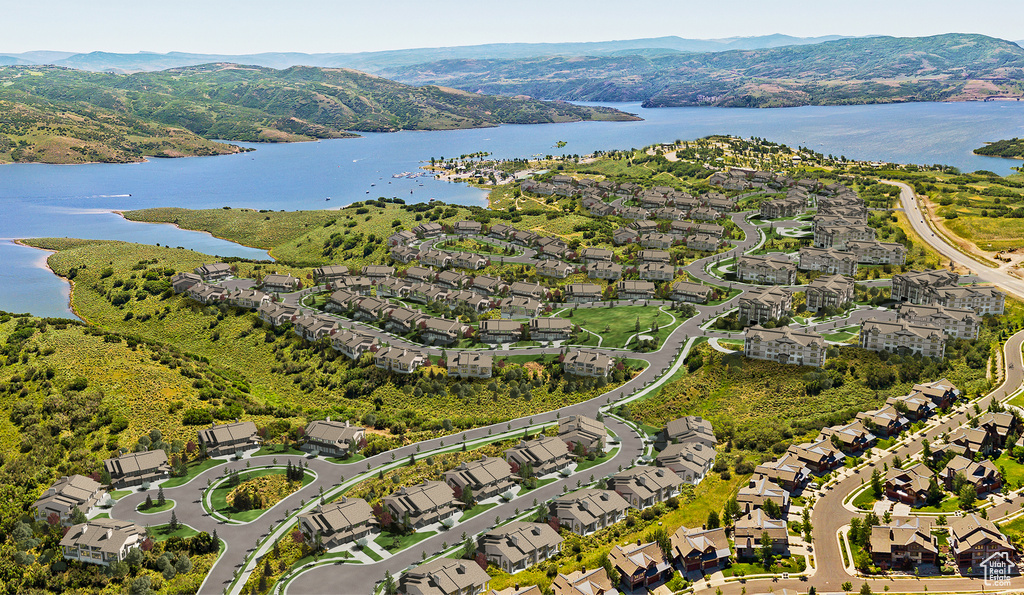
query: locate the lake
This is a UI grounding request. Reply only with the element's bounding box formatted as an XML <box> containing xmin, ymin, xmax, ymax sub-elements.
<box><xmin>2</xmin><ymin>100</ymin><xmax>1023</xmax><ymax>318</ymax></box>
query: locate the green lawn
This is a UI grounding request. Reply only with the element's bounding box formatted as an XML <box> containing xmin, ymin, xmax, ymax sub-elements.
<box><xmin>519</xmin><ymin>477</ymin><xmax>558</xmax><ymax>494</ymax></box>
<box><xmin>362</xmin><ymin>547</ymin><xmax>383</xmax><ymax>562</ymax></box>
<box><xmin>149</xmin><ymin>523</ymin><xmax>200</xmax><ymax>541</ymax></box>
<box><xmin>110</xmin><ymin>490</ymin><xmax>132</xmax><ymax>501</ymax></box>
<box><xmin>327</xmin><ymin>453</ymin><xmax>366</xmax><ymax>464</ymax></box>
<box><xmin>374</xmin><ymin>530</ymin><xmax>437</xmax><ymax>553</ymax></box>
<box><xmin>460</xmin><ymin>502</ymin><xmax>499</xmax><ymax>522</ymax></box>
<box><xmin>994</xmin><ymin>451</ymin><xmax>1024</xmax><ymax>487</ymax></box>
<box><xmin>564</xmin><ymin>305</ymin><xmax>683</xmax><ymax>349</ymax></box>
<box><xmin>823</xmin><ymin>326</ymin><xmax>861</xmax><ymax>342</ymax></box>
<box><xmin>851</xmin><ymin>489</ymin><xmax>879</xmax><ymax>511</ymax></box>
<box><xmin>916</xmin><ymin>496</ymin><xmax>961</xmax><ymax>513</ymax></box>
<box><xmin>252</xmin><ymin>445</ymin><xmax>306</xmax><ymax>458</ymax></box>
<box><xmin>209</xmin><ymin>468</ymin><xmax>314</xmax><ymax>522</ymax></box>
<box><xmin>138</xmin><ymin>499</ymin><xmax>175</xmax><ymax>514</ymax></box>
<box><xmin>162</xmin><ymin>458</ymin><xmax>227</xmax><ymax>488</ymax></box>
<box><xmin>574</xmin><ymin>447</ymin><xmax>619</xmax><ymax>473</ymax></box>
<box><xmin>92</xmin><ymin>513</ymin><xmax>110</xmax><ymax>519</ymax></box>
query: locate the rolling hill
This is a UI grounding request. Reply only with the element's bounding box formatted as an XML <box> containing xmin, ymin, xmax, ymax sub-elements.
<box><xmin>378</xmin><ymin>33</ymin><xmax>1024</xmax><ymax>107</ymax></box>
<box><xmin>0</xmin><ymin>63</ymin><xmax>638</xmax><ymax>164</ymax></box>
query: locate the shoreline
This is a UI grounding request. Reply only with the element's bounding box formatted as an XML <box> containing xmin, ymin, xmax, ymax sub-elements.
<box><xmin>11</xmin><ymin>239</ymin><xmax>85</xmax><ymax>322</ymax></box>
<box><xmin>111</xmin><ymin>210</ymin><xmax>276</xmax><ymax>261</ymax></box>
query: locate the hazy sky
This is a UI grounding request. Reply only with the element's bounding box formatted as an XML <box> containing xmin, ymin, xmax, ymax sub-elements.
<box><xmin>5</xmin><ymin>0</ymin><xmax>1022</xmax><ymax>54</ymax></box>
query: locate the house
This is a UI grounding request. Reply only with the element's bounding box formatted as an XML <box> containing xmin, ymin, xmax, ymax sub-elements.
<box><xmin>737</xmin><ymin>474</ymin><xmax>790</xmax><ymax>514</ymax></box>
<box><xmin>616</xmin><ymin>280</ymin><xmax>655</xmax><ymax>300</ymax></box>
<box><xmin>455</xmin><ymin>220</ymin><xmax>482</xmax><ymax>235</ymax></box>
<box><xmin>404</xmin><ymin>266</ymin><xmax>435</xmax><ymax>282</ymax></box>
<box><xmin>664</xmin><ymin>416</ymin><xmax>716</xmax><ymax>448</ymax></box>
<box><xmin>934</xmin><ymin>285</ymin><xmax>1006</xmax><ymax>316</ymax></box>
<box><xmin>884</xmin><ymin>464</ymin><xmax>935</xmax><ymax>506</ymax></box>
<box><xmin>744</xmin><ymin>325</ymin><xmax>826</xmax><ymax>366</ymax></box>
<box><xmin>421</xmin><ymin>317</ymin><xmax>466</xmax><ymax>345</ymax></box>
<box><xmin>258</xmin><ymin>302</ymin><xmax>302</xmax><ymax>327</ymax></box>
<box><xmin>312</xmin><ymin>265</ymin><xmax>349</xmax><ymax>285</ymax></box>
<box><xmin>391</xmin><ymin>245</ymin><xmax>419</xmax><ymax>264</ymax></box>
<box><xmin>537</xmin><ymin>260</ymin><xmax>574</xmax><ymax>279</ymax></box>
<box><xmin>946</xmin><ymin>427</ymin><xmax>995</xmax><ymax>458</ymax></box>
<box><xmin>186</xmin><ymin>283</ymin><xmax>226</xmax><ymax>305</ymax></box>
<box><xmin>949</xmin><ymin>514</ymin><xmax>1015</xmax><ymax>569</ymax></box>
<box><xmin>480</xmin><ymin>319</ymin><xmax>523</xmax><ymax>344</ymax></box>
<box><xmin>550</xmin><ymin>490</ymin><xmax>629</xmax><ymax>535</ymax></box>
<box><xmin>448</xmin><ymin>352</ymin><xmax>493</xmax><ymax>379</ymax></box>
<box><xmin>536</xmin><ymin>236</ymin><xmax>569</xmax><ymax>259</ymax></box>
<box><xmin>941</xmin><ymin>456</ymin><xmax>1001</xmax><ymax>495</ymax></box>
<box><xmin>655</xmin><ymin>442</ymin><xmax>714</xmax><ymax>484</ymax></box>
<box><xmin>171</xmin><ymin>272</ymin><xmax>203</xmax><ymax>293</ymax></box>
<box><xmin>60</xmin><ymin>519</ymin><xmax>147</xmax><ymax>567</ymax></box>
<box><xmin>384</xmin><ymin>480</ymin><xmax>458</xmax><ymax>529</ymax></box>
<box><xmin>103</xmin><ymin>450</ymin><xmax>170</xmax><ymax>488</ymax></box>
<box><xmin>978</xmin><ymin>412</ymin><xmax>1024</xmax><ymax>448</ymax></box>
<box><xmin>846</xmin><ymin>240</ymin><xmax>907</xmax><ymax>265</ymax></box>
<box><xmin>886</xmin><ymin>392</ymin><xmax>937</xmax><ymax>421</ymax></box>
<box><xmin>908</xmin><ymin>378</ymin><xmax>960</xmax><ymax>410</ymax></box>
<box><xmin>374</xmin><ymin>346</ymin><xmax>425</xmax><ymax>373</ymax></box>
<box><xmin>805</xmin><ymin>274</ymin><xmax>855</xmax><ymax>312</ymax></box>
<box><xmin>505</xmin><ymin>436</ymin><xmax>572</xmax><ymax>477</ymax></box>
<box><xmin>613</xmin><ymin>227</ymin><xmax>639</xmax><ymax>245</ymax></box>
<box><xmin>444</xmin><ymin>456</ymin><xmax>515</xmax><ymax>502</ymax></box>
<box><xmin>558</xmin><ymin>415</ymin><xmax>606</xmax><ymax>453</ymax></box>
<box><xmin>511</xmin><ymin>230</ymin><xmax>540</xmax><ymax>246</ymax></box>
<box><xmin>856</xmin><ymin>405</ymin><xmax>909</xmax><ymax>437</ymax></box>
<box><xmin>671</xmin><ymin>281</ymin><xmax>712</xmax><ymax>303</ymax></box>
<box><xmin>420</xmin><ymin>248</ymin><xmax>453</xmax><ymax>269</ymax></box>
<box><xmin>752</xmin><ymin>454</ymin><xmax>811</xmax><ymax>491</ymax></box>
<box><xmin>298</xmin><ymin>497</ymin><xmax>377</xmax><ymax>549</ymax></box>
<box><xmin>860</xmin><ymin>319</ymin><xmax>947</xmax><ymax>358</ymax></box>
<box><xmin>609</xmin><ymin>541</ymin><xmax>673</xmax><ymax>592</ymax></box>
<box><xmin>448</xmin><ymin>290</ymin><xmax>491</xmax><ymax>312</ymax></box>
<box><xmin>587</xmin><ymin>202</ymin><xmax>617</xmax><ymax>217</ymax></box>
<box><xmin>481</xmin><ymin>522</ymin><xmax>563</xmax><ymax>574</ymax></box>
<box><xmin>374</xmin><ymin>277</ymin><xmax>409</xmax><ymax>300</ymax></box>
<box><xmin>639</xmin><ymin>233</ymin><xmax>673</xmax><ymax>250</ymax></box>
<box><xmin>302</xmin><ymin>419</ymin><xmax>365</xmax><ymax>457</ymax></box>
<box><xmin>194</xmin><ymin>262</ymin><xmax>233</xmax><ymax>282</ymax></box>
<box><xmin>551</xmin><ymin>567</ymin><xmax>617</xmax><ymax>595</ymax></box>
<box><xmin>197</xmin><ymin>421</ymin><xmax>260</xmax><ymax>457</ymax></box>
<box><xmin>361</xmin><ymin>265</ymin><xmax>395</xmax><ymax>279</ymax></box>
<box><xmin>437</xmin><ymin>270</ymin><xmax>470</xmax><ymax>290</ymax></box>
<box><xmin>813</xmin><ymin>225</ymin><xmax>877</xmax><ymax>250</ymax></box>
<box><xmin>670</xmin><ymin>525</ymin><xmax>731</xmax><ymax>572</ymax></box>
<box><xmin>797</xmin><ymin>247</ymin><xmax>859</xmax><ymax>276</ymax></box>
<box><xmin>385</xmin><ymin>307</ymin><xmax>426</xmax><ymax>334</ymax></box>
<box><xmin>530</xmin><ymin>318</ymin><xmax>572</xmax><ymax>342</ymax></box>
<box><xmin>608</xmin><ymin>466</ymin><xmax>683</xmax><ymax>509</ymax></box>
<box><xmin>501</xmin><ymin>296</ymin><xmax>542</xmax><ymax>318</ymax></box>
<box><xmin>738</xmin><ymin>286</ymin><xmax>792</xmax><ymax>324</ymax></box>
<box><xmin>896</xmin><ymin>303</ymin><xmax>980</xmax><ymax>340</ymax></box>
<box><xmin>34</xmin><ymin>475</ymin><xmax>104</xmax><ymax>524</ymax></box>
<box><xmin>413</xmin><ymin>222</ymin><xmax>444</xmax><ymax>238</ymax></box>
<box><xmin>228</xmin><ymin>288</ymin><xmax>269</xmax><ymax>310</ymax></box>
<box><xmin>293</xmin><ymin>314</ymin><xmax>339</xmax><ymax>342</ymax></box>
<box><xmin>352</xmin><ymin>296</ymin><xmax>388</xmax><ymax>321</ymax></box>
<box><xmin>332</xmin><ymin>329</ymin><xmax>376</xmax><ymax>360</ymax></box>
<box><xmin>620</xmin><ymin>206</ymin><xmax>649</xmax><ymax>220</ymax></box>
<box><xmin>869</xmin><ymin>517</ymin><xmax>938</xmax><ymax>570</ymax></box>
<box><xmin>890</xmin><ymin>269</ymin><xmax>960</xmax><ymax>303</ymax></box>
<box><xmin>489</xmin><ymin>223</ymin><xmax>513</xmax><ymax>239</ymax></box>
<box><xmin>402</xmin><ymin>558</ymin><xmax>492</xmax><ymax>595</ymax></box>
<box><xmin>471</xmin><ymin>275</ymin><xmax>508</xmax><ymax>296</ymax></box>
<box><xmin>687</xmin><ymin>234</ymin><xmax>719</xmax><ymax>252</ymax></box>
<box><xmin>588</xmin><ymin>262</ymin><xmax>623</xmax><ymax>280</ymax></box>
<box><xmin>388</xmin><ymin>230</ymin><xmax>416</xmax><ymax>246</ymax></box>
<box><xmin>510</xmin><ymin>281</ymin><xmax>546</xmax><ymax>300</ymax></box>
<box><xmin>734</xmin><ymin>509</ymin><xmax>789</xmax><ymax>558</ymax></box>
<box><xmin>454</xmin><ymin>253</ymin><xmax>488</xmax><ymax>270</ymax></box>
<box><xmin>263</xmin><ymin>274</ymin><xmax>300</xmax><ymax>293</ymax></box>
<box><xmin>690</xmin><ymin>206</ymin><xmax>720</xmax><ymax>221</ymax></box>
<box><xmin>820</xmin><ymin>420</ymin><xmax>876</xmax><ymax>452</ymax></box>
<box><xmin>581</xmin><ymin>248</ymin><xmax>613</xmax><ymax>263</ymax></box>
<box><xmin>786</xmin><ymin>439</ymin><xmax>845</xmax><ymax>473</ymax></box>
<box><xmin>736</xmin><ymin>254</ymin><xmax>796</xmax><ymax>285</ymax></box>
<box><xmin>565</xmin><ymin>284</ymin><xmax>602</xmax><ymax>304</ymax></box>
<box><xmin>337</xmin><ymin>275</ymin><xmax>373</xmax><ymax>295</ymax></box>
<box><xmin>637</xmin><ymin>263</ymin><xmax>674</xmax><ymax>281</ymax></box>
<box><xmin>636</xmin><ymin>250</ymin><xmax>670</xmax><ymax>263</ymax></box>
<box><xmin>760</xmin><ymin>196</ymin><xmax>806</xmax><ymax>219</ymax></box>
<box><xmin>563</xmin><ymin>350</ymin><xmax>612</xmax><ymax>377</ymax></box>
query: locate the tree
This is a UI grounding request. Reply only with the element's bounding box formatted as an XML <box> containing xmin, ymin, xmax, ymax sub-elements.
<box><xmin>759</xmin><ymin>531</ymin><xmax>774</xmax><ymax>569</ymax></box>
<box><xmin>959</xmin><ymin>483</ymin><xmax>977</xmax><ymax>510</ymax></box>
<box><xmin>860</xmin><ymin>583</ymin><xmax>873</xmax><ymax>595</ymax></box>
<box><xmin>802</xmin><ymin>507</ymin><xmax>813</xmax><ymax>543</ymax></box>
<box><xmin>927</xmin><ymin>477</ymin><xmax>944</xmax><ymax>506</ymax></box>
<box><xmin>763</xmin><ymin>498</ymin><xmax>782</xmax><ymax>519</ymax></box>
<box><xmin>144</xmin><ymin>494</ymin><xmax>154</xmax><ymax>509</ymax></box>
<box><xmin>157</xmin><ymin>486</ymin><xmax>165</xmax><ymax>506</ymax></box>
<box><xmin>383</xmin><ymin>570</ymin><xmax>398</xmax><ymax>595</ymax></box>
<box><xmin>169</xmin><ymin>510</ymin><xmax>180</xmax><ymax>531</ymax></box>
<box><xmin>870</xmin><ymin>468</ymin><xmax>883</xmax><ymax>499</ymax></box>
<box><xmin>723</xmin><ymin>497</ymin><xmax>741</xmax><ymax>524</ymax></box>
<box><xmin>706</xmin><ymin>510</ymin><xmax>720</xmax><ymax>530</ymax></box>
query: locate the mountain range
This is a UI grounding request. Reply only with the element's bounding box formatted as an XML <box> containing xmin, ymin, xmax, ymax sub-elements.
<box><xmin>0</xmin><ymin>35</ymin><xmax>852</xmax><ymax>73</ymax></box>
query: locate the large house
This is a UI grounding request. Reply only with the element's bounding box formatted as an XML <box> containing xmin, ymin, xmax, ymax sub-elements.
<box><xmin>616</xmin><ymin>280</ymin><xmax>655</xmax><ymax>300</ymax></box>
<box><xmin>664</xmin><ymin>416</ymin><xmax>717</xmax><ymax>448</ymax></box>
<box><xmin>735</xmin><ymin>254</ymin><xmax>796</xmax><ymax>285</ymax></box>
<box><xmin>537</xmin><ymin>261</ymin><xmax>574</xmax><ymax>279</ymax></box>
<box><xmin>565</xmin><ymin>284</ymin><xmax>602</xmax><ymax>304</ymax></box>
<box><xmin>737</xmin><ymin>474</ymin><xmax>790</xmax><ymax>514</ymax></box>
<box><xmin>60</xmin><ymin>519</ymin><xmax>147</xmax><ymax>567</ymax></box>
<box><xmin>563</xmin><ymin>350</ymin><xmax>613</xmax><ymax>377</ymax></box>
<box><xmin>896</xmin><ymin>303</ymin><xmax>980</xmax><ymax>339</ymax></box>
<box><xmin>608</xmin><ymin>466</ymin><xmax>683</xmax><ymax>509</ymax></box>
<box><xmin>671</xmin><ymin>281</ymin><xmax>712</xmax><ymax>303</ymax></box>
<box><xmin>552</xmin><ymin>568</ymin><xmax>617</xmax><ymax>595</ymax></box>
<box><xmin>950</xmin><ymin>514</ymin><xmax>1016</xmax><ymax>569</ymax></box>
<box><xmin>869</xmin><ymin>517</ymin><xmax>938</xmax><ymax>570</ymax></box>
<box><xmin>856</xmin><ymin>405</ymin><xmax>909</xmax><ymax>437</ymax></box>
<box><xmin>637</xmin><ymin>263</ymin><xmax>674</xmax><ymax>282</ymax></box>
<box><xmin>820</xmin><ymin>420</ymin><xmax>876</xmax><ymax>452</ymax></box>
<box><xmin>505</xmin><ymin>436</ymin><xmax>572</xmax><ymax>477</ymax></box>
<box><xmin>589</xmin><ymin>262</ymin><xmax>623</xmax><ymax>280</ymax></box>
<box><xmin>550</xmin><ymin>489</ymin><xmax>629</xmax><ymax>535</ymax></box>
<box><xmin>303</xmin><ymin>419</ymin><xmax>364</xmax><ymax>457</ymax></box>
<box><xmin>804</xmin><ymin>274</ymin><xmax>855</xmax><ymax>312</ymax></box>
<box><xmin>671</xmin><ymin>525</ymin><xmax>731</xmax><ymax>572</ymax></box>
<box><xmin>402</xmin><ymin>558</ymin><xmax>491</xmax><ymax>595</ymax></box>
<box><xmin>734</xmin><ymin>509</ymin><xmax>789</xmax><ymax>558</ymax></box>
<box><xmin>744</xmin><ymin>325</ymin><xmax>826</xmax><ymax>367</ymax></box>
<box><xmin>655</xmin><ymin>442</ymin><xmax>715</xmax><ymax>484</ymax></box>
<box><xmin>529</xmin><ymin>318</ymin><xmax>572</xmax><ymax>342</ymax></box>
<box><xmin>609</xmin><ymin>541</ymin><xmax>673</xmax><ymax>592</ymax></box>
<box><xmin>760</xmin><ymin>196</ymin><xmax>806</xmax><ymax>219</ymax></box>
<box><xmin>194</xmin><ymin>262</ymin><xmax>232</xmax><ymax>282</ymax></box>
<box><xmin>479</xmin><ymin>319</ymin><xmax>523</xmax><ymax>344</ymax></box>
<box><xmin>890</xmin><ymin>269</ymin><xmax>960</xmax><ymax>303</ymax></box>
<box><xmin>786</xmin><ymin>439</ymin><xmax>845</xmax><ymax>473</ymax></box>
<box><xmin>383</xmin><ymin>481</ymin><xmax>458</xmax><ymax>529</ymax></box>
<box><xmin>34</xmin><ymin>475</ymin><xmax>104</xmax><ymax>524</ymax></box>
<box><xmin>481</xmin><ymin>522</ymin><xmax>563</xmax><ymax>574</ymax></box>
<box><xmin>738</xmin><ymin>286</ymin><xmax>791</xmax><ymax>324</ymax></box>
<box><xmin>312</xmin><ymin>265</ymin><xmax>349</xmax><ymax>285</ymax></box>
<box><xmin>298</xmin><ymin>497</ymin><xmax>377</xmax><ymax>549</ymax></box>
<box><xmin>814</xmin><ymin>225</ymin><xmax>876</xmax><ymax>250</ymax></box>
<box><xmin>846</xmin><ymin>240</ymin><xmax>907</xmax><ymax>265</ymax></box>
<box><xmin>860</xmin><ymin>319</ymin><xmax>947</xmax><ymax>358</ymax></box>
<box><xmin>753</xmin><ymin>454</ymin><xmax>811</xmax><ymax>491</ymax></box>
<box><xmin>558</xmin><ymin>415</ymin><xmax>606</xmax><ymax>453</ymax></box>
<box><xmin>500</xmin><ymin>296</ymin><xmax>542</xmax><ymax>318</ymax></box>
<box><xmin>197</xmin><ymin>421</ymin><xmax>260</xmax><ymax>457</ymax></box>
<box><xmin>941</xmin><ymin>456</ymin><xmax>1002</xmax><ymax>495</ymax></box>
<box><xmin>421</xmin><ymin>317</ymin><xmax>466</xmax><ymax>345</ymax></box>
<box><xmin>444</xmin><ymin>456</ymin><xmax>515</xmax><ymax>502</ymax></box>
<box><xmin>374</xmin><ymin>347</ymin><xmax>425</xmax><ymax>373</ymax></box>
<box><xmin>103</xmin><ymin>450</ymin><xmax>170</xmax><ymax>488</ymax></box>
<box><xmin>934</xmin><ymin>285</ymin><xmax>1006</xmax><ymax>316</ymax></box>
<box><xmin>884</xmin><ymin>464</ymin><xmax>935</xmax><ymax>506</ymax></box>
<box><xmin>448</xmin><ymin>352</ymin><xmax>493</xmax><ymax>379</ymax></box>
<box><xmin>262</xmin><ymin>274</ymin><xmax>300</xmax><ymax>293</ymax></box>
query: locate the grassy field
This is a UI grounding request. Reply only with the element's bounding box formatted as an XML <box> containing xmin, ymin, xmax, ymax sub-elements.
<box><xmin>573</xmin><ymin>447</ymin><xmax>619</xmax><ymax>472</ymax></box>
<box><xmin>459</xmin><ymin>502</ymin><xmax>499</xmax><ymax>522</ymax></box>
<box><xmin>562</xmin><ymin>305</ymin><xmax>683</xmax><ymax>349</ymax></box>
<box><xmin>375</xmin><ymin>529</ymin><xmax>437</xmax><ymax>553</ymax></box>
<box><xmin>149</xmin><ymin>523</ymin><xmax>200</xmax><ymax>541</ymax></box>
<box><xmin>209</xmin><ymin>468</ymin><xmax>313</xmax><ymax>522</ymax></box>
<box><xmin>138</xmin><ymin>499</ymin><xmax>175</xmax><ymax>514</ymax></box>
<box><xmin>162</xmin><ymin>459</ymin><xmax>227</xmax><ymax>488</ymax></box>
<box><xmin>945</xmin><ymin>217</ymin><xmax>1024</xmax><ymax>252</ymax></box>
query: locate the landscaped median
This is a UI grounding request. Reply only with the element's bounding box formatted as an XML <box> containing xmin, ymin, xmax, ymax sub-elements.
<box><xmin>203</xmin><ymin>464</ymin><xmax>316</xmax><ymax>524</ymax></box>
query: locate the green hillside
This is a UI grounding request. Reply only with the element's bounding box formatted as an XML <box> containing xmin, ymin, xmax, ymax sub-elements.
<box><xmin>975</xmin><ymin>138</ymin><xmax>1024</xmax><ymax>159</ymax></box>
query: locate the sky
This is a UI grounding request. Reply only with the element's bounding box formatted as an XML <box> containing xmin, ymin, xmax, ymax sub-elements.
<box><xmin>4</xmin><ymin>0</ymin><xmax>1023</xmax><ymax>54</ymax></box>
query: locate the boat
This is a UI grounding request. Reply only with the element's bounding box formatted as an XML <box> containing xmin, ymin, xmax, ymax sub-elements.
<box><xmin>326</xmin><ymin>197</ymin><xmax>331</xmax><ymax>201</ymax></box>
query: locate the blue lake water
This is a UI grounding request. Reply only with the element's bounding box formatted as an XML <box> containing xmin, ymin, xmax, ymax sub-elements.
<box><xmin>2</xmin><ymin>100</ymin><xmax>1023</xmax><ymax>318</ymax></box>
